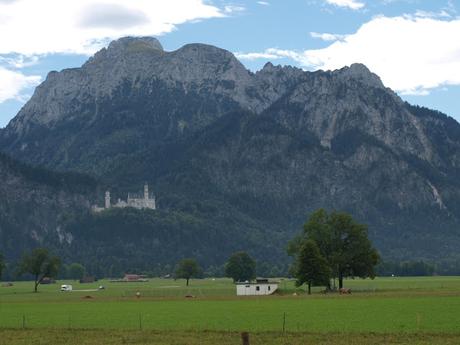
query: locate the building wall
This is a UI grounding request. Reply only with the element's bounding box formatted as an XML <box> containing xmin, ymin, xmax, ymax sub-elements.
<box><xmin>92</xmin><ymin>206</ymin><xmax>105</xmax><ymax>213</ymax></box>
<box><xmin>236</xmin><ymin>284</ymin><xmax>278</xmax><ymax>296</ymax></box>
<box><xmin>127</xmin><ymin>198</ymin><xmax>156</xmax><ymax>209</ymax></box>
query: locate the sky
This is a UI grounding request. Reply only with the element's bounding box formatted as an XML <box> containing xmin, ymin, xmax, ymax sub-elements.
<box><xmin>0</xmin><ymin>0</ymin><xmax>459</xmax><ymax>128</ymax></box>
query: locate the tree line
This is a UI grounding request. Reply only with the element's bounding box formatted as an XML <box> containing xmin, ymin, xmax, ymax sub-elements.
<box><xmin>3</xmin><ymin>209</ymin><xmax>428</xmax><ymax>294</ymax></box>
<box><xmin>0</xmin><ymin>248</ymin><xmax>258</xmax><ymax>292</ymax></box>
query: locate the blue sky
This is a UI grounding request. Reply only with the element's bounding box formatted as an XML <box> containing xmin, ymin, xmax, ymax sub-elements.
<box><xmin>0</xmin><ymin>0</ymin><xmax>459</xmax><ymax>127</ymax></box>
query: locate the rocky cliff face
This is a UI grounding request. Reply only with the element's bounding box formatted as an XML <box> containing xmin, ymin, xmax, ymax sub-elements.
<box><xmin>1</xmin><ymin>37</ymin><xmax>460</xmax><ymax>263</ymax></box>
<box><xmin>0</xmin><ymin>37</ymin><xmax>437</xmax><ymax>170</ymax></box>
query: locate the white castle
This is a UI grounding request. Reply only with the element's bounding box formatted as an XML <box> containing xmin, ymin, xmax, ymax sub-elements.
<box><xmin>92</xmin><ymin>184</ymin><xmax>156</xmax><ymax>212</ymax></box>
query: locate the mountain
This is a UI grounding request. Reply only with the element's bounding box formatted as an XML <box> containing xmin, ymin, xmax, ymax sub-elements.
<box><xmin>2</xmin><ymin>37</ymin><xmax>460</xmax><ymax>272</ymax></box>
<box><xmin>0</xmin><ymin>152</ymin><xmax>95</xmax><ymax>259</ymax></box>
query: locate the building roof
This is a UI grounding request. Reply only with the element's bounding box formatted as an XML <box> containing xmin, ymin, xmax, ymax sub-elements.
<box><xmin>236</xmin><ymin>281</ymin><xmax>279</xmax><ymax>285</ymax></box>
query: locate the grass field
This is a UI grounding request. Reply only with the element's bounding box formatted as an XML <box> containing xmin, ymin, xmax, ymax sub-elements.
<box><xmin>2</xmin><ymin>329</ymin><xmax>460</xmax><ymax>345</ymax></box>
<box><xmin>1</xmin><ymin>276</ymin><xmax>460</xmax><ymax>344</ymax></box>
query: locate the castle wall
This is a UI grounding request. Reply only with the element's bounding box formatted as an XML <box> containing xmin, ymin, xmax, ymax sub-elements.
<box><xmin>92</xmin><ymin>185</ymin><xmax>157</xmax><ymax>212</ymax></box>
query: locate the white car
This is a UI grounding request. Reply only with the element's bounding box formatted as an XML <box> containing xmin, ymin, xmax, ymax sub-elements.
<box><xmin>60</xmin><ymin>284</ymin><xmax>73</xmax><ymax>292</ymax></box>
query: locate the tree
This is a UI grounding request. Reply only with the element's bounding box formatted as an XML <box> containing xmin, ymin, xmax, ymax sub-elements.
<box><xmin>295</xmin><ymin>240</ymin><xmax>331</xmax><ymax>294</ymax></box>
<box><xmin>68</xmin><ymin>263</ymin><xmax>85</xmax><ymax>280</ymax></box>
<box><xmin>18</xmin><ymin>248</ymin><xmax>61</xmax><ymax>292</ymax></box>
<box><xmin>225</xmin><ymin>252</ymin><xmax>256</xmax><ymax>282</ymax></box>
<box><xmin>59</xmin><ymin>264</ymin><xmax>69</xmax><ymax>280</ymax></box>
<box><xmin>290</xmin><ymin>209</ymin><xmax>380</xmax><ymax>289</ymax></box>
<box><xmin>175</xmin><ymin>258</ymin><xmax>201</xmax><ymax>286</ymax></box>
<box><xmin>0</xmin><ymin>253</ymin><xmax>5</xmax><ymax>280</ymax></box>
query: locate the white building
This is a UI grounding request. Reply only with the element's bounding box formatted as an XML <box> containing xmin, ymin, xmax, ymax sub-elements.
<box><xmin>92</xmin><ymin>184</ymin><xmax>156</xmax><ymax>212</ymax></box>
<box><xmin>236</xmin><ymin>279</ymin><xmax>279</xmax><ymax>296</ymax></box>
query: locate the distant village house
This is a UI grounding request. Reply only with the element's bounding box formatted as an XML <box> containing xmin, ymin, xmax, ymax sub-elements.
<box><xmin>123</xmin><ymin>274</ymin><xmax>148</xmax><ymax>282</ymax></box>
<box><xmin>110</xmin><ymin>274</ymin><xmax>149</xmax><ymax>283</ymax></box>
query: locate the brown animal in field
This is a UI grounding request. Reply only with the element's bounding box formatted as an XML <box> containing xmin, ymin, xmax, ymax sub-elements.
<box><xmin>339</xmin><ymin>288</ymin><xmax>351</xmax><ymax>294</ymax></box>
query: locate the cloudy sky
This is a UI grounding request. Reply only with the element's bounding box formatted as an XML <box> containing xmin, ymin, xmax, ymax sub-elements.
<box><xmin>0</xmin><ymin>0</ymin><xmax>459</xmax><ymax>127</ymax></box>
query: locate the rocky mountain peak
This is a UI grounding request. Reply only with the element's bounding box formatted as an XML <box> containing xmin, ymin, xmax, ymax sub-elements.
<box><xmin>168</xmin><ymin>43</ymin><xmax>252</xmax><ymax>85</ymax></box>
<box><xmin>336</xmin><ymin>63</ymin><xmax>385</xmax><ymax>89</ymax></box>
<box><xmin>174</xmin><ymin>43</ymin><xmax>235</xmax><ymax>61</ymax></box>
<box><xmin>107</xmin><ymin>36</ymin><xmax>164</xmax><ymax>52</ymax></box>
<box><xmin>85</xmin><ymin>36</ymin><xmax>164</xmax><ymax>67</ymax></box>
<box><xmin>261</xmin><ymin>61</ymin><xmax>276</xmax><ymax>71</ymax></box>
<box><xmin>258</xmin><ymin>61</ymin><xmax>304</xmax><ymax>75</ymax></box>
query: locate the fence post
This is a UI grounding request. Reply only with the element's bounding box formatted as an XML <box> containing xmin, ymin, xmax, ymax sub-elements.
<box><xmin>139</xmin><ymin>314</ymin><xmax>142</xmax><ymax>330</ymax></box>
<box><xmin>282</xmin><ymin>312</ymin><xmax>286</xmax><ymax>333</ymax></box>
<box><xmin>22</xmin><ymin>314</ymin><xmax>26</xmax><ymax>329</ymax></box>
<box><xmin>241</xmin><ymin>332</ymin><xmax>250</xmax><ymax>345</ymax></box>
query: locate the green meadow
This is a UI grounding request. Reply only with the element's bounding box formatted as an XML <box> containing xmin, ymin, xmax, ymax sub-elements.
<box><xmin>1</xmin><ymin>276</ymin><xmax>460</xmax><ymax>344</ymax></box>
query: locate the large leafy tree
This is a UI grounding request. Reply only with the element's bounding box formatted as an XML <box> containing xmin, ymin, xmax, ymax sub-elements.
<box><xmin>295</xmin><ymin>240</ymin><xmax>331</xmax><ymax>294</ymax></box>
<box><xmin>290</xmin><ymin>209</ymin><xmax>380</xmax><ymax>289</ymax></box>
<box><xmin>225</xmin><ymin>251</ymin><xmax>256</xmax><ymax>282</ymax></box>
<box><xmin>175</xmin><ymin>258</ymin><xmax>201</xmax><ymax>286</ymax></box>
<box><xmin>68</xmin><ymin>263</ymin><xmax>86</xmax><ymax>280</ymax></box>
<box><xmin>18</xmin><ymin>248</ymin><xmax>61</xmax><ymax>292</ymax></box>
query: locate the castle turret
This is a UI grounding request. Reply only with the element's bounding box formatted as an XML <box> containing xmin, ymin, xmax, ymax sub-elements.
<box><xmin>105</xmin><ymin>191</ymin><xmax>111</xmax><ymax>209</ymax></box>
<box><xmin>144</xmin><ymin>184</ymin><xmax>149</xmax><ymax>200</ymax></box>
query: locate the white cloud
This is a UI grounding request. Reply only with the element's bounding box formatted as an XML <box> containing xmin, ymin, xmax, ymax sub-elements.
<box><xmin>414</xmin><ymin>9</ymin><xmax>452</xmax><ymax>19</ymax></box>
<box><xmin>224</xmin><ymin>5</ymin><xmax>246</xmax><ymax>14</ymax></box>
<box><xmin>236</xmin><ymin>48</ymin><xmax>303</xmax><ymax>61</ymax></box>
<box><xmin>235</xmin><ymin>52</ymin><xmax>282</xmax><ymax>60</ymax></box>
<box><xmin>237</xmin><ymin>15</ymin><xmax>460</xmax><ymax>95</ymax></box>
<box><xmin>310</xmin><ymin>32</ymin><xmax>346</xmax><ymax>41</ymax></box>
<box><xmin>0</xmin><ymin>67</ymin><xmax>41</xmax><ymax>103</ymax></box>
<box><xmin>77</xmin><ymin>3</ymin><xmax>150</xmax><ymax>30</ymax></box>
<box><xmin>325</xmin><ymin>0</ymin><xmax>365</xmax><ymax>10</ymax></box>
<box><xmin>0</xmin><ymin>0</ymin><xmax>224</xmax><ymax>56</ymax></box>
<box><xmin>257</xmin><ymin>1</ymin><xmax>270</xmax><ymax>5</ymax></box>
<box><xmin>0</xmin><ymin>55</ymin><xmax>40</xmax><ymax>69</ymax></box>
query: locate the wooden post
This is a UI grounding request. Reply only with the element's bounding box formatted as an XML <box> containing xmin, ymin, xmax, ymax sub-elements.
<box><xmin>282</xmin><ymin>312</ymin><xmax>286</xmax><ymax>333</ymax></box>
<box><xmin>22</xmin><ymin>314</ymin><xmax>26</xmax><ymax>329</ymax></box>
<box><xmin>241</xmin><ymin>332</ymin><xmax>250</xmax><ymax>345</ymax></box>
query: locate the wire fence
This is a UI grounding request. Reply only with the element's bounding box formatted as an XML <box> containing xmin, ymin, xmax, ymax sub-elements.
<box><xmin>3</xmin><ymin>310</ymin><xmax>294</xmax><ymax>333</ymax></box>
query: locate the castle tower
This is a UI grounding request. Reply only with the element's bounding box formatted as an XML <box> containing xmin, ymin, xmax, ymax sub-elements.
<box><xmin>144</xmin><ymin>184</ymin><xmax>149</xmax><ymax>200</ymax></box>
<box><xmin>105</xmin><ymin>191</ymin><xmax>111</xmax><ymax>209</ymax></box>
